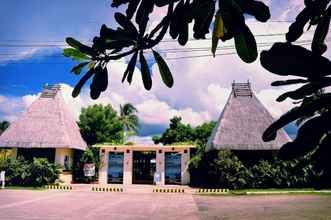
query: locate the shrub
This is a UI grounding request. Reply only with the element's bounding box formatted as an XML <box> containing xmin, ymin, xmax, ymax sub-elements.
<box><xmin>213</xmin><ymin>150</ymin><xmax>251</xmax><ymax>189</ymax></box>
<box><xmin>250</xmin><ymin>160</ymin><xmax>279</xmax><ymax>188</ymax></box>
<box><xmin>28</xmin><ymin>158</ymin><xmax>61</xmax><ymax>186</ymax></box>
<box><xmin>190</xmin><ymin>149</ymin><xmax>251</xmax><ymax>189</ymax></box>
<box><xmin>189</xmin><ymin>148</ymin><xmax>323</xmax><ymax>189</ymax></box>
<box><xmin>1</xmin><ymin>157</ymin><xmax>61</xmax><ymax>187</ymax></box>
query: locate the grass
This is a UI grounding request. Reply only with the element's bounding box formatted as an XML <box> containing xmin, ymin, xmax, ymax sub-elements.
<box><xmin>195</xmin><ymin>188</ymin><xmax>331</xmax><ymax>196</ymax></box>
<box><xmin>230</xmin><ymin>188</ymin><xmax>331</xmax><ymax>196</ymax></box>
<box><xmin>0</xmin><ymin>185</ymin><xmax>45</xmax><ymax>191</ymax></box>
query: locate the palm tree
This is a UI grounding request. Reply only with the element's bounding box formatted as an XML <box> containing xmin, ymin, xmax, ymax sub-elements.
<box><xmin>119</xmin><ymin>103</ymin><xmax>139</xmax><ymax>144</ymax></box>
<box><xmin>0</xmin><ymin>121</ymin><xmax>9</xmax><ymax>135</ymax></box>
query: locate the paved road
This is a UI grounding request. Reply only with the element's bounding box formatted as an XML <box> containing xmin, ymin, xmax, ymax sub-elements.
<box><xmin>0</xmin><ymin>190</ymin><xmax>330</xmax><ymax>220</ymax></box>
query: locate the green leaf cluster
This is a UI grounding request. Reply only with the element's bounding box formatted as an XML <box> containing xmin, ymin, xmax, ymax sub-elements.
<box><xmin>152</xmin><ymin>116</ymin><xmax>216</xmax><ymax>145</ymax></box>
<box><xmin>0</xmin><ymin>157</ymin><xmax>61</xmax><ymax>187</ymax></box>
<box><xmin>78</xmin><ymin>104</ymin><xmax>125</xmax><ymax>145</ymax></box>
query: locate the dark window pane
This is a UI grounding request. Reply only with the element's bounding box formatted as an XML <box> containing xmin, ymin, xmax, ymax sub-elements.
<box><xmin>108</xmin><ymin>152</ymin><xmax>124</xmax><ymax>183</ymax></box>
<box><xmin>165</xmin><ymin>152</ymin><xmax>181</xmax><ymax>185</ymax></box>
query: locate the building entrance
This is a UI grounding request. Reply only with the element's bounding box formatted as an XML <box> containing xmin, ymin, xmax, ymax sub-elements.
<box><xmin>132</xmin><ymin>151</ymin><xmax>156</xmax><ymax>184</ymax></box>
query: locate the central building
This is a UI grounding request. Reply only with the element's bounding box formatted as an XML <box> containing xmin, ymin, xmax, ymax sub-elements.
<box><xmin>96</xmin><ymin>144</ymin><xmax>194</xmax><ymax>185</ymax></box>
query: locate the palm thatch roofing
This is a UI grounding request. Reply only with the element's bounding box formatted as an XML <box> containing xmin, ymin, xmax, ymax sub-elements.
<box><xmin>206</xmin><ymin>81</ymin><xmax>291</xmax><ymax>151</ymax></box>
<box><xmin>0</xmin><ymin>85</ymin><xmax>87</xmax><ymax>150</ymax></box>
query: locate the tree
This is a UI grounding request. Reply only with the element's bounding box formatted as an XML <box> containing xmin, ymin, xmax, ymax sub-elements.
<box><xmin>78</xmin><ymin>104</ymin><xmax>124</xmax><ymax>145</ymax></box>
<box><xmin>119</xmin><ymin>103</ymin><xmax>139</xmax><ymax>143</ymax></box>
<box><xmin>194</xmin><ymin>120</ymin><xmax>217</xmax><ymax>144</ymax></box>
<box><xmin>0</xmin><ymin>121</ymin><xmax>9</xmax><ymax>135</ymax></box>
<box><xmin>153</xmin><ymin>116</ymin><xmax>215</xmax><ymax>145</ymax></box>
<box><xmin>64</xmin><ymin>1</ymin><xmax>331</xmax><ymax>161</ymax></box>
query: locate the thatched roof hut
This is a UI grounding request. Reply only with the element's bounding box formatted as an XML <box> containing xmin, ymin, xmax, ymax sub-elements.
<box><xmin>206</xmin><ymin>81</ymin><xmax>291</xmax><ymax>151</ymax></box>
<box><xmin>0</xmin><ymin>84</ymin><xmax>87</xmax><ymax>150</ymax></box>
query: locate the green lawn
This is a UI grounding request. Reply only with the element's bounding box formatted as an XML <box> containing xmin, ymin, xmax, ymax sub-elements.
<box><xmin>0</xmin><ymin>186</ymin><xmax>45</xmax><ymax>190</ymax></box>
<box><xmin>230</xmin><ymin>188</ymin><xmax>331</xmax><ymax>196</ymax></box>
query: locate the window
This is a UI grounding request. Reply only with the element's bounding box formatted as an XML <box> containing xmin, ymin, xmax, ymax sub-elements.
<box><xmin>165</xmin><ymin>152</ymin><xmax>181</xmax><ymax>185</ymax></box>
<box><xmin>108</xmin><ymin>152</ymin><xmax>124</xmax><ymax>183</ymax></box>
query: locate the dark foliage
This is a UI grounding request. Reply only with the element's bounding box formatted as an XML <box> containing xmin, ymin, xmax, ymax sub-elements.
<box><xmin>152</xmin><ymin>116</ymin><xmax>216</xmax><ymax>145</ymax></box>
<box><xmin>0</xmin><ymin>121</ymin><xmax>9</xmax><ymax>135</ymax></box>
<box><xmin>261</xmin><ymin>1</ymin><xmax>331</xmax><ymax>161</ymax></box>
<box><xmin>189</xmin><ymin>149</ymin><xmax>328</xmax><ymax>189</ymax></box>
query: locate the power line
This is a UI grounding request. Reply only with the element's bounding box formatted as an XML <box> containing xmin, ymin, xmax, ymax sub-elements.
<box><xmin>0</xmin><ymin>38</ymin><xmax>327</xmax><ymax>59</ymax></box>
<box><xmin>0</xmin><ymin>27</ymin><xmax>325</xmax><ymax>48</ymax></box>
<box><xmin>0</xmin><ymin>20</ymin><xmax>298</xmax><ymax>43</ymax></box>
<box><xmin>0</xmin><ymin>38</ymin><xmax>329</xmax><ymax>64</ymax></box>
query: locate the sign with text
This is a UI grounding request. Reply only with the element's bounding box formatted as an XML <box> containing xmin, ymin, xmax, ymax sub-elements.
<box><xmin>83</xmin><ymin>164</ymin><xmax>95</xmax><ymax>177</ymax></box>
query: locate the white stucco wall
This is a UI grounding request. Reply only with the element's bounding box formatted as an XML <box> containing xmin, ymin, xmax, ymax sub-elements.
<box><xmin>123</xmin><ymin>150</ymin><xmax>132</xmax><ymax>185</ymax></box>
<box><xmin>181</xmin><ymin>148</ymin><xmax>190</xmax><ymax>185</ymax></box>
<box><xmin>99</xmin><ymin>149</ymin><xmax>108</xmax><ymax>185</ymax></box>
<box><xmin>156</xmin><ymin>150</ymin><xmax>165</xmax><ymax>185</ymax></box>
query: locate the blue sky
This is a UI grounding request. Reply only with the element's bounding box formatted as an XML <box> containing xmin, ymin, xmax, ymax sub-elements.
<box><xmin>1</xmin><ymin>0</ymin><xmax>329</xmax><ymax>139</ymax></box>
<box><xmin>0</xmin><ymin>0</ymin><xmax>120</xmax><ymax>96</ymax></box>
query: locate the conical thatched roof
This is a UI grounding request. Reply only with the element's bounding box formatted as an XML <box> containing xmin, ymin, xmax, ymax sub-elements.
<box><xmin>206</xmin><ymin>81</ymin><xmax>291</xmax><ymax>151</ymax></box>
<box><xmin>0</xmin><ymin>85</ymin><xmax>87</xmax><ymax>150</ymax></box>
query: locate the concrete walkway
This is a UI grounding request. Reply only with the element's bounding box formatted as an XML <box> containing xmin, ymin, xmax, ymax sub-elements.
<box><xmin>1</xmin><ymin>190</ymin><xmax>331</xmax><ymax>219</ymax></box>
<box><xmin>0</xmin><ymin>190</ymin><xmax>199</xmax><ymax>220</ymax></box>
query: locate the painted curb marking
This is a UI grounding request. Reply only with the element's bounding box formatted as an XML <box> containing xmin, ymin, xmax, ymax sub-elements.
<box><xmin>153</xmin><ymin>188</ymin><xmax>185</xmax><ymax>193</ymax></box>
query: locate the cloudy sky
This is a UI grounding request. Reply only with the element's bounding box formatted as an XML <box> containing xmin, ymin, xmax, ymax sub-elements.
<box><xmin>0</xmin><ymin>0</ymin><xmax>330</xmax><ymax>141</ymax></box>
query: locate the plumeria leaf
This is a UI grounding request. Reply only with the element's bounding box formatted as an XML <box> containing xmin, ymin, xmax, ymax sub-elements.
<box><xmin>63</xmin><ymin>48</ymin><xmax>90</xmax><ymax>61</ymax></box>
<box><xmin>139</xmin><ymin>50</ymin><xmax>152</xmax><ymax>90</ymax></box>
<box><xmin>124</xmin><ymin>52</ymin><xmax>138</xmax><ymax>83</ymax></box>
<box><xmin>72</xmin><ymin>69</ymin><xmax>94</xmax><ymax>97</ymax></box>
<box><xmin>65</xmin><ymin>37</ymin><xmax>96</xmax><ymax>56</ymax></box>
<box><xmin>234</xmin><ymin>25</ymin><xmax>257</xmax><ymax>63</ymax></box>
<box><xmin>71</xmin><ymin>62</ymin><xmax>89</xmax><ymax>75</ymax></box>
<box><xmin>152</xmin><ymin>50</ymin><xmax>174</xmax><ymax>88</ymax></box>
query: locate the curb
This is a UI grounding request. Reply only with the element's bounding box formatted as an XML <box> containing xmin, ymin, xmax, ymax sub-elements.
<box><xmin>153</xmin><ymin>188</ymin><xmax>185</xmax><ymax>193</ymax></box>
<box><xmin>245</xmin><ymin>190</ymin><xmax>331</xmax><ymax>195</ymax></box>
<box><xmin>195</xmin><ymin>188</ymin><xmax>229</xmax><ymax>194</ymax></box>
<box><xmin>45</xmin><ymin>185</ymin><xmax>72</xmax><ymax>191</ymax></box>
<box><xmin>91</xmin><ymin>187</ymin><xmax>123</xmax><ymax>192</ymax></box>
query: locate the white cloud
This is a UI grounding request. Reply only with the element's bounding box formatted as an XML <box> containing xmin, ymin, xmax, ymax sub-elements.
<box><xmin>0</xmin><ymin>94</ymin><xmax>38</xmax><ymax>121</ymax></box>
<box><xmin>256</xmin><ymin>87</ymin><xmax>296</xmax><ymax>118</ymax></box>
<box><xmin>0</xmin><ymin>48</ymin><xmax>40</xmax><ymax>65</ymax></box>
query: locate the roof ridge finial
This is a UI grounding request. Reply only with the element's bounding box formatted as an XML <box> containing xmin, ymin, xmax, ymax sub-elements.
<box><xmin>40</xmin><ymin>84</ymin><xmax>61</xmax><ymax>98</ymax></box>
<box><xmin>231</xmin><ymin>80</ymin><xmax>253</xmax><ymax>98</ymax></box>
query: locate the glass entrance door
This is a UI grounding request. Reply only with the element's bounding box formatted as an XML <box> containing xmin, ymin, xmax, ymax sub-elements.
<box><xmin>132</xmin><ymin>151</ymin><xmax>156</xmax><ymax>184</ymax></box>
<box><xmin>108</xmin><ymin>152</ymin><xmax>124</xmax><ymax>184</ymax></box>
<box><xmin>165</xmin><ymin>152</ymin><xmax>181</xmax><ymax>184</ymax></box>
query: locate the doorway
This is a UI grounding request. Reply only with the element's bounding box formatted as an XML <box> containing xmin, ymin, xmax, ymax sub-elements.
<box><xmin>132</xmin><ymin>151</ymin><xmax>156</xmax><ymax>184</ymax></box>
